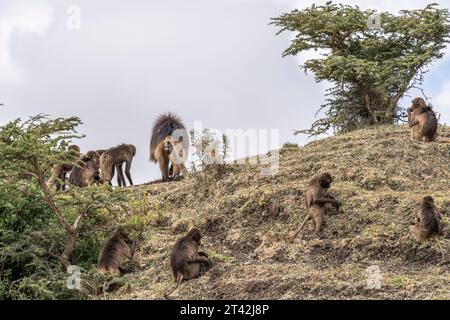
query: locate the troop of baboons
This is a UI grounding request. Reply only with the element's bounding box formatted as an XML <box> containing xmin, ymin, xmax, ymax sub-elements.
<box><xmin>45</xmin><ymin>98</ymin><xmax>446</xmax><ymax>294</ymax></box>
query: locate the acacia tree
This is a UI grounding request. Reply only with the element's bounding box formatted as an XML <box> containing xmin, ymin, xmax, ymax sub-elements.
<box><xmin>272</xmin><ymin>2</ymin><xmax>450</xmax><ymax>135</ymax></box>
<box><xmin>0</xmin><ymin>115</ymin><xmax>126</xmax><ymax>268</ymax></box>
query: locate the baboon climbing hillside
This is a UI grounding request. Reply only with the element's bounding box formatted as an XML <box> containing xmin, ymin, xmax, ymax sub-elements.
<box><xmin>410</xmin><ymin>196</ymin><xmax>443</xmax><ymax>241</ymax></box>
<box><xmin>289</xmin><ymin>173</ymin><xmax>341</xmax><ymax>241</ymax></box>
<box><xmin>149</xmin><ymin>113</ymin><xmax>188</xmax><ymax>181</ymax></box>
<box><xmin>408</xmin><ymin>98</ymin><xmax>438</xmax><ymax>142</ymax></box>
<box><xmin>100</xmin><ymin>144</ymin><xmax>136</xmax><ymax>187</ymax></box>
<box><xmin>410</xmin><ymin>196</ymin><xmax>445</xmax><ymax>261</ymax></box>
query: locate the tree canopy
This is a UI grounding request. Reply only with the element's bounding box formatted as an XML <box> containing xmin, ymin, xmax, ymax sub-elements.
<box><xmin>272</xmin><ymin>2</ymin><xmax>450</xmax><ymax>135</ymax></box>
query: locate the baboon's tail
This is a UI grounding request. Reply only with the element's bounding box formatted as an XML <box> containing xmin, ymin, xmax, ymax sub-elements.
<box><xmin>164</xmin><ymin>274</ymin><xmax>183</xmax><ymax>300</ymax></box>
<box><xmin>289</xmin><ymin>215</ymin><xmax>311</xmax><ymax>243</ymax></box>
<box><xmin>150</xmin><ymin>113</ymin><xmax>185</xmax><ymax>162</ymax></box>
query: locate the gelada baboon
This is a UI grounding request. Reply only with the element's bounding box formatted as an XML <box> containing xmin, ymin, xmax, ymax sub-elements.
<box><xmin>156</xmin><ymin>135</ymin><xmax>189</xmax><ymax>179</ymax></box>
<box><xmin>98</xmin><ymin>227</ymin><xmax>137</xmax><ymax>276</ymax></box>
<box><xmin>289</xmin><ymin>173</ymin><xmax>341</xmax><ymax>242</ymax></box>
<box><xmin>408</xmin><ymin>98</ymin><xmax>438</xmax><ymax>142</ymax></box>
<box><xmin>47</xmin><ymin>145</ymin><xmax>80</xmax><ymax>190</ymax></box>
<box><xmin>410</xmin><ymin>196</ymin><xmax>444</xmax><ymax>260</ymax></box>
<box><xmin>68</xmin><ymin>151</ymin><xmax>101</xmax><ymax>187</ymax></box>
<box><xmin>150</xmin><ymin>113</ymin><xmax>188</xmax><ymax>181</ymax></box>
<box><xmin>97</xmin><ymin>149</ymin><xmax>125</xmax><ymax>186</ymax></box>
<box><xmin>165</xmin><ymin>228</ymin><xmax>210</xmax><ymax>298</ymax></box>
<box><xmin>100</xmin><ymin>144</ymin><xmax>136</xmax><ymax>187</ymax></box>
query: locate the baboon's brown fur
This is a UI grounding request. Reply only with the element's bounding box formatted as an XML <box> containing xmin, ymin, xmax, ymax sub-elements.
<box><xmin>155</xmin><ymin>136</ymin><xmax>189</xmax><ymax>179</ymax></box>
<box><xmin>47</xmin><ymin>145</ymin><xmax>80</xmax><ymax>191</ymax></box>
<box><xmin>410</xmin><ymin>196</ymin><xmax>443</xmax><ymax>241</ymax></box>
<box><xmin>98</xmin><ymin>227</ymin><xmax>136</xmax><ymax>276</ymax></box>
<box><xmin>68</xmin><ymin>151</ymin><xmax>101</xmax><ymax>187</ymax></box>
<box><xmin>100</xmin><ymin>144</ymin><xmax>136</xmax><ymax>186</ymax></box>
<box><xmin>290</xmin><ymin>173</ymin><xmax>341</xmax><ymax>241</ymax></box>
<box><xmin>408</xmin><ymin>98</ymin><xmax>438</xmax><ymax>142</ymax></box>
<box><xmin>149</xmin><ymin>113</ymin><xmax>187</xmax><ymax>181</ymax></box>
<box><xmin>166</xmin><ymin>228</ymin><xmax>210</xmax><ymax>298</ymax></box>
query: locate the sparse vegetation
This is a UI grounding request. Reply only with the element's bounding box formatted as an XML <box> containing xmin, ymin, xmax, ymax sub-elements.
<box><xmin>1</xmin><ymin>116</ymin><xmax>448</xmax><ymax>299</ymax></box>
<box><xmin>111</xmin><ymin>125</ymin><xmax>450</xmax><ymax>300</ymax></box>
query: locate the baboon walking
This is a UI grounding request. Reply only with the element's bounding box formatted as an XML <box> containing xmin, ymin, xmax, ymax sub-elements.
<box><xmin>150</xmin><ymin>113</ymin><xmax>188</xmax><ymax>181</ymax></box>
<box><xmin>98</xmin><ymin>227</ymin><xmax>137</xmax><ymax>276</ymax></box>
<box><xmin>165</xmin><ymin>228</ymin><xmax>210</xmax><ymax>298</ymax></box>
<box><xmin>410</xmin><ymin>196</ymin><xmax>444</xmax><ymax>261</ymax></box>
<box><xmin>408</xmin><ymin>98</ymin><xmax>438</xmax><ymax>142</ymax></box>
<box><xmin>100</xmin><ymin>144</ymin><xmax>136</xmax><ymax>187</ymax></box>
<box><xmin>46</xmin><ymin>145</ymin><xmax>80</xmax><ymax>191</ymax></box>
<box><xmin>290</xmin><ymin>173</ymin><xmax>341</xmax><ymax>241</ymax></box>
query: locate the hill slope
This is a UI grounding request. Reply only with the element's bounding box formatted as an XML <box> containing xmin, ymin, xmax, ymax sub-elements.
<box><xmin>113</xmin><ymin>125</ymin><xmax>450</xmax><ymax>300</ymax></box>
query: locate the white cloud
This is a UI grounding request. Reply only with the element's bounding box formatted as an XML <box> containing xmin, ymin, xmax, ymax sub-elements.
<box><xmin>0</xmin><ymin>1</ymin><xmax>53</xmax><ymax>84</ymax></box>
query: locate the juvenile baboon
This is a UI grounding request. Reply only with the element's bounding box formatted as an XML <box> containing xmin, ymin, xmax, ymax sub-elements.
<box><xmin>68</xmin><ymin>151</ymin><xmax>101</xmax><ymax>187</ymax></box>
<box><xmin>150</xmin><ymin>113</ymin><xmax>188</xmax><ymax>181</ymax></box>
<box><xmin>289</xmin><ymin>173</ymin><xmax>341</xmax><ymax>241</ymax></box>
<box><xmin>410</xmin><ymin>196</ymin><xmax>444</xmax><ymax>261</ymax></box>
<box><xmin>98</xmin><ymin>227</ymin><xmax>137</xmax><ymax>276</ymax></box>
<box><xmin>410</xmin><ymin>196</ymin><xmax>443</xmax><ymax>241</ymax></box>
<box><xmin>408</xmin><ymin>98</ymin><xmax>438</xmax><ymax>142</ymax></box>
<box><xmin>165</xmin><ymin>228</ymin><xmax>210</xmax><ymax>298</ymax></box>
<box><xmin>100</xmin><ymin>144</ymin><xmax>136</xmax><ymax>187</ymax></box>
<box><xmin>46</xmin><ymin>145</ymin><xmax>80</xmax><ymax>191</ymax></box>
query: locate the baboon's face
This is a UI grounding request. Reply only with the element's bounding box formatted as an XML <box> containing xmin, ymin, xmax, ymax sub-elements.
<box><xmin>114</xmin><ymin>228</ymin><xmax>130</xmax><ymax>241</ymax></box>
<box><xmin>189</xmin><ymin>228</ymin><xmax>202</xmax><ymax>244</ymax></box>
<box><xmin>422</xmin><ymin>196</ymin><xmax>434</xmax><ymax>206</ymax></box>
<box><xmin>163</xmin><ymin>138</ymin><xmax>173</xmax><ymax>155</ymax></box>
<box><xmin>319</xmin><ymin>173</ymin><xmax>333</xmax><ymax>189</ymax></box>
<box><xmin>82</xmin><ymin>157</ymin><xmax>101</xmax><ymax>183</ymax></box>
<box><xmin>86</xmin><ymin>151</ymin><xmax>100</xmax><ymax>164</ymax></box>
<box><xmin>411</xmin><ymin>98</ymin><xmax>426</xmax><ymax>111</ymax></box>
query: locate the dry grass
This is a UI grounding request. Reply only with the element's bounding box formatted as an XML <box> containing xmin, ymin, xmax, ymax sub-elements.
<box><xmin>107</xmin><ymin>125</ymin><xmax>450</xmax><ymax>300</ymax></box>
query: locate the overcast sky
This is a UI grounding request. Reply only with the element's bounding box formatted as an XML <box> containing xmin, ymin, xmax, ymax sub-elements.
<box><xmin>1</xmin><ymin>0</ymin><xmax>449</xmax><ymax>184</ymax></box>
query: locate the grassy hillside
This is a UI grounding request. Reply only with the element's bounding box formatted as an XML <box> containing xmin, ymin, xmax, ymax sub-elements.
<box><xmin>111</xmin><ymin>125</ymin><xmax>450</xmax><ymax>300</ymax></box>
